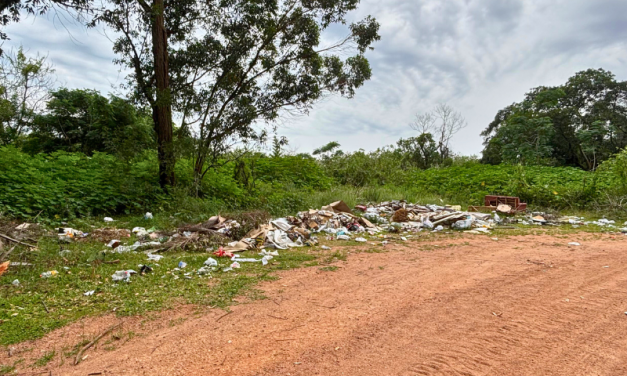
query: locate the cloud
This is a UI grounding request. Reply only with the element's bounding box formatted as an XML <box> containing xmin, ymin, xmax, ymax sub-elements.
<box><xmin>4</xmin><ymin>0</ymin><xmax>627</xmax><ymax>156</ymax></box>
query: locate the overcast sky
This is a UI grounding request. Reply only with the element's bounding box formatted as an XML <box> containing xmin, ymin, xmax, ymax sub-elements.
<box><xmin>4</xmin><ymin>0</ymin><xmax>627</xmax><ymax>156</ymax></box>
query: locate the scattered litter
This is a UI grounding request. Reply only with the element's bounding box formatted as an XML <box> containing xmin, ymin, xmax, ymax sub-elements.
<box><xmin>222</xmin><ymin>267</ymin><xmax>233</xmax><ymax>272</ymax></box>
<box><xmin>58</xmin><ymin>228</ymin><xmax>87</xmax><ymax>241</ymax></box>
<box><xmin>40</xmin><ymin>270</ymin><xmax>58</xmax><ymax>278</ymax></box>
<box><xmin>147</xmin><ymin>253</ymin><xmax>163</xmax><ymax>262</ymax></box>
<box><xmin>112</xmin><ymin>270</ymin><xmax>136</xmax><ymax>282</ymax></box>
<box><xmin>204</xmin><ymin>258</ymin><xmax>219</xmax><ymax>267</ymax></box>
<box><xmin>84</xmin><ymin>290</ymin><xmax>95</xmax><ymax>296</ymax></box>
<box><xmin>12</xmin><ymin>279</ymin><xmax>20</xmax><ymax>286</ymax></box>
<box><xmin>401</xmin><ymin>237</ymin><xmax>408</xmax><ymax>241</ymax></box>
<box><xmin>452</xmin><ymin>219</ymin><xmax>472</xmax><ymax>230</ymax></box>
<box><xmin>140</xmin><ymin>265</ymin><xmax>153</xmax><ymax>274</ymax></box>
<box><xmin>214</xmin><ymin>247</ymin><xmax>234</xmax><ymax>258</ymax></box>
<box><xmin>568</xmin><ymin>242</ymin><xmax>581</xmax><ymax>246</ymax></box>
<box><xmin>178</xmin><ymin>261</ymin><xmax>187</xmax><ymax>269</ymax></box>
<box><xmin>0</xmin><ymin>261</ymin><xmax>8</xmax><ymax>276</ymax></box>
<box><xmin>104</xmin><ymin>217</ymin><xmax>114</xmax><ymax>223</ymax></box>
<box><xmin>145</xmin><ymin>212</ymin><xmax>154</xmax><ymax>219</ymax></box>
<box><xmin>259</xmin><ymin>250</ymin><xmax>279</xmax><ymax>257</ymax></box>
<box><xmin>107</xmin><ymin>239</ymin><xmax>121</xmax><ymax>249</ymax></box>
<box><xmin>15</xmin><ymin>223</ymin><xmax>31</xmax><ymax>230</ymax></box>
<box><xmin>337</xmin><ymin>235</ymin><xmax>350</xmax><ymax>240</ymax></box>
<box><xmin>231</xmin><ymin>261</ymin><xmax>241</xmax><ymax>269</ymax></box>
<box><xmin>355</xmin><ymin>237</ymin><xmax>367</xmax><ymax>242</ymax></box>
<box><xmin>321</xmin><ymin>246</ymin><xmax>331</xmax><ymax>250</ymax></box>
<box><xmin>197</xmin><ymin>266</ymin><xmax>213</xmax><ymax>275</ymax></box>
<box><xmin>132</xmin><ymin>227</ymin><xmax>149</xmax><ymax>238</ymax></box>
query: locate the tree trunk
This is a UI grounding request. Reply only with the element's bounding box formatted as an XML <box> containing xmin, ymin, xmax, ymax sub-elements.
<box><xmin>150</xmin><ymin>0</ymin><xmax>175</xmax><ymax>189</ymax></box>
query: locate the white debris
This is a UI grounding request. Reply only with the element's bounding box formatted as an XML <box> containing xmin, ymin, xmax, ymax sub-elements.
<box><xmin>147</xmin><ymin>253</ymin><xmax>164</xmax><ymax>262</ymax></box>
<box><xmin>204</xmin><ymin>258</ymin><xmax>218</xmax><ymax>267</ymax></box>
<box><xmin>112</xmin><ymin>270</ymin><xmax>136</xmax><ymax>282</ymax></box>
<box><xmin>84</xmin><ymin>290</ymin><xmax>95</xmax><ymax>296</ymax></box>
<box><xmin>104</xmin><ymin>217</ymin><xmax>114</xmax><ymax>223</ymax></box>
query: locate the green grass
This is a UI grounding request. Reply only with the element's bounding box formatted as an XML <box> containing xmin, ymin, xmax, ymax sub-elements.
<box><xmin>34</xmin><ymin>350</ymin><xmax>55</xmax><ymax>367</ymax></box>
<box><xmin>319</xmin><ymin>266</ymin><xmax>339</xmax><ymax>272</ymax></box>
<box><xmin>0</xmin><ymin>364</ymin><xmax>16</xmax><ymax>375</ymax></box>
<box><xmin>0</xmin><ymin>220</ymin><xmax>321</xmax><ymax>345</ymax></box>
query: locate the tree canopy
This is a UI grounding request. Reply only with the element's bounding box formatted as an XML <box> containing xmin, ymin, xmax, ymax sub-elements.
<box><xmin>481</xmin><ymin>69</ymin><xmax>627</xmax><ymax>170</ymax></box>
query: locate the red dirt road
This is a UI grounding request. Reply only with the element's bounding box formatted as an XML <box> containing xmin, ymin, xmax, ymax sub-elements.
<box><xmin>5</xmin><ymin>233</ymin><xmax>627</xmax><ymax>375</ymax></box>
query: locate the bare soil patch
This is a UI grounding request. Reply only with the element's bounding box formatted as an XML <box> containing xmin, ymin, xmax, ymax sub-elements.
<box><xmin>4</xmin><ymin>233</ymin><xmax>627</xmax><ymax>375</ymax></box>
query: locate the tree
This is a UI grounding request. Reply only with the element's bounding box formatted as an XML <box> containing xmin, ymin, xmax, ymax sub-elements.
<box><xmin>395</xmin><ymin>134</ymin><xmax>439</xmax><ymax>170</ymax></box>
<box><xmin>313</xmin><ymin>141</ymin><xmax>342</xmax><ymax>159</ymax></box>
<box><xmin>0</xmin><ymin>47</ymin><xmax>55</xmax><ymax>145</ymax></box>
<box><xmin>481</xmin><ymin>69</ymin><xmax>627</xmax><ymax>170</ymax></box>
<box><xmin>94</xmin><ymin>0</ymin><xmax>379</xmax><ymax>192</ymax></box>
<box><xmin>495</xmin><ymin>115</ymin><xmax>554</xmax><ymax>165</ymax></box>
<box><xmin>271</xmin><ymin>133</ymin><xmax>289</xmax><ymax>158</ymax></box>
<box><xmin>410</xmin><ymin>104</ymin><xmax>467</xmax><ymax>161</ymax></box>
<box><xmin>23</xmin><ymin>88</ymin><xmax>155</xmax><ymax>157</ymax></box>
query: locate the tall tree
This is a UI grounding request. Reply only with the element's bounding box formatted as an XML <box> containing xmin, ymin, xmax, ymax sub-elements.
<box><xmin>410</xmin><ymin>103</ymin><xmax>467</xmax><ymax>162</ymax></box>
<box><xmin>0</xmin><ymin>47</ymin><xmax>55</xmax><ymax>145</ymax></box>
<box><xmin>481</xmin><ymin>69</ymin><xmax>627</xmax><ymax>170</ymax></box>
<box><xmin>23</xmin><ymin>88</ymin><xmax>155</xmax><ymax>156</ymax></box>
<box><xmin>95</xmin><ymin>0</ymin><xmax>379</xmax><ymax>191</ymax></box>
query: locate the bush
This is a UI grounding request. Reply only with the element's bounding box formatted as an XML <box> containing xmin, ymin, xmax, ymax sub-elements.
<box><xmin>0</xmin><ymin>146</ymin><xmax>165</xmax><ymax>220</ymax></box>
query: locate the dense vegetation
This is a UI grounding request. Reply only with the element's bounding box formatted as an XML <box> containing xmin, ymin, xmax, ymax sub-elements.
<box><xmin>2</xmin><ymin>46</ymin><xmax>627</xmax><ymax>222</ymax></box>
<box><xmin>481</xmin><ymin>69</ymin><xmax>627</xmax><ymax>170</ymax></box>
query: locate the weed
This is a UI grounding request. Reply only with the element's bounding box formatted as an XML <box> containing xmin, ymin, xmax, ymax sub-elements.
<box><xmin>34</xmin><ymin>350</ymin><xmax>55</xmax><ymax>367</ymax></box>
<box><xmin>319</xmin><ymin>266</ymin><xmax>339</xmax><ymax>272</ymax></box>
<box><xmin>0</xmin><ymin>364</ymin><xmax>15</xmax><ymax>375</ymax></box>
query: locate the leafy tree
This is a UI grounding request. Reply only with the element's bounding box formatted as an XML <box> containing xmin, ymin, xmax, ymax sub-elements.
<box><xmin>0</xmin><ymin>47</ymin><xmax>54</xmax><ymax>145</ymax></box>
<box><xmin>481</xmin><ymin>69</ymin><xmax>627</xmax><ymax>170</ymax></box>
<box><xmin>313</xmin><ymin>141</ymin><xmax>341</xmax><ymax>159</ymax></box>
<box><xmin>22</xmin><ymin>88</ymin><xmax>155</xmax><ymax>157</ymax></box>
<box><xmin>495</xmin><ymin>115</ymin><xmax>554</xmax><ymax>165</ymax></box>
<box><xmin>94</xmin><ymin>0</ymin><xmax>379</xmax><ymax>191</ymax></box>
<box><xmin>395</xmin><ymin>134</ymin><xmax>439</xmax><ymax>170</ymax></box>
<box><xmin>271</xmin><ymin>133</ymin><xmax>289</xmax><ymax>158</ymax></box>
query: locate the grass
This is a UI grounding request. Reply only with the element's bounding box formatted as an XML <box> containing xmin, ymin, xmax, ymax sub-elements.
<box><xmin>0</xmin><ymin>216</ymin><xmax>325</xmax><ymax>346</ymax></box>
<box><xmin>34</xmin><ymin>350</ymin><xmax>55</xmax><ymax>367</ymax></box>
<box><xmin>1</xmin><ymin>209</ymin><xmax>623</xmax><ymax>346</ymax></box>
<box><xmin>0</xmin><ymin>364</ymin><xmax>15</xmax><ymax>375</ymax></box>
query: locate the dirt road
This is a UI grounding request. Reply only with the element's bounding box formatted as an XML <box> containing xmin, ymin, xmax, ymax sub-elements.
<box><xmin>6</xmin><ymin>233</ymin><xmax>627</xmax><ymax>375</ymax></box>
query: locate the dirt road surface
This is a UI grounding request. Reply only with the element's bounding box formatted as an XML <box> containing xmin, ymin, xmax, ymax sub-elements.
<box><xmin>5</xmin><ymin>233</ymin><xmax>627</xmax><ymax>375</ymax></box>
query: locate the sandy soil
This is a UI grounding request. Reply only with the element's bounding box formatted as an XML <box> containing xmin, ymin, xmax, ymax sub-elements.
<box><xmin>4</xmin><ymin>233</ymin><xmax>627</xmax><ymax>376</ymax></box>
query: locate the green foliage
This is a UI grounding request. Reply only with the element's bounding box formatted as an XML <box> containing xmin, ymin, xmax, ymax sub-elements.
<box><xmin>0</xmin><ymin>46</ymin><xmax>54</xmax><ymax>145</ymax></box>
<box><xmin>23</xmin><ymin>88</ymin><xmax>155</xmax><ymax>158</ymax></box>
<box><xmin>482</xmin><ymin>69</ymin><xmax>627</xmax><ymax>170</ymax></box>
<box><xmin>409</xmin><ymin>163</ymin><xmax>609</xmax><ymax>209</ymax></box>
<box><xmin>0</xmin><ymin>146</ymin><xmax>164</xmax><ymax>219</ymax></box>
<box><xmin>396</xmin><ymin>134</ymin><xmax>440</xmax><ymax>169</ymax></box>
<box><xmin>318</xmin><ymin>147</ymin><xmax>409</xmax><ymax>186</ymax></box>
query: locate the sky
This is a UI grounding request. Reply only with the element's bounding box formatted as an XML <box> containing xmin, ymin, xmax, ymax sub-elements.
<box><xmin>4</xmin><ymin>0</ymin><xmax>627</xmax><ymax>156</ymax></box>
